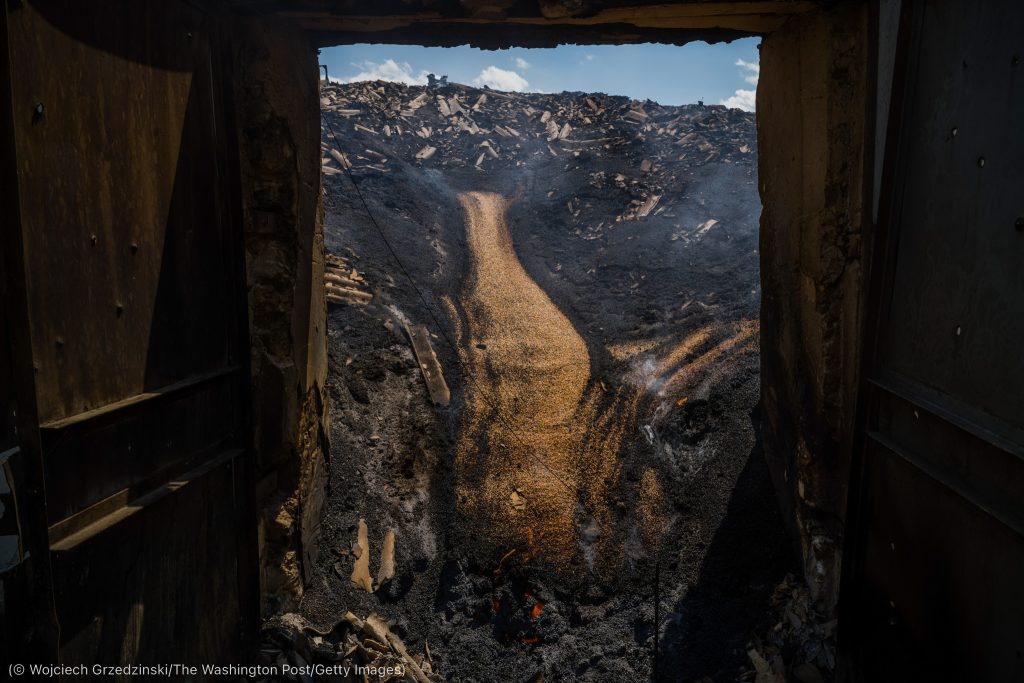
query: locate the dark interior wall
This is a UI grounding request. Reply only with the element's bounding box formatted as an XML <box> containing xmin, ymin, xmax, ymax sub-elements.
<box><xmin>758</xmin><ymin>0</ymin><xmax>870</xmax><ymax>612</ymax></box>
<box><xmin>229</xmin><ymin>14</ymin><xmax>328</xmax><ymax>615</ymax></box>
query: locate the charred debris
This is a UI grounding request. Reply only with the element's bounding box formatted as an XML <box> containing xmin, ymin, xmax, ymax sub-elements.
<box><xmin>320</xmin><ymin>80</ymin><xmax>754</xmax><ymax>233</ymax></box>
<box><xmin>272</xmin><ymin>79</ymin><xmax>832</xmax><ymax>683</ymax></box>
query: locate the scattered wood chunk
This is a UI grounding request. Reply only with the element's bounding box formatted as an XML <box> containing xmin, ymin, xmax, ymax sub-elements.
<box><xmin>407</xmin><ymin>92</ymin><xmax>429</xmax><ymax>110</ymax></box>
<box><xmin>365</xmin><ymin>614</ymin><xmax>432</xmax><ymax>683</ymax></box>
<box><xmin>329</xmin><ymin>148</ymin><xmax>351</xmax><ymax>169</ymax></box>
<box><xmin>415</xmin><ymin>145</ymin><xmax>437</xmax><ymax>160</ymax></box>
<box><xmin>480</xmin><ymin>140</ymin><xmax>499</xmax><ymax>159</ymax></box>
<box><xmin>623</xmin><ymin>109</ymin><xmax>648</xmax><ymax>123</ymax></box>
<box><xmin>447</xmin><ymin>96</ymin><xmax>466</xmax><ymax>116</ymax></box>
<box><xmin>350</xmin><ymin>519</ymin><xmax>373</xmax><ymax>593</ymax></box>
<box><xmin>326</xmin><ymin>284</ymin><xmax>372</xmax><ymax>305</ymax></box>
<box><xmin>696</xmin><ymin>218</ymin><xmax>719</xmax><ymax>236</ymax></box>
<box><xmin>545</xmin><ymin>118</ymin><xmax>561</xmax><ymax>140</ymax></box>
<box><xmin>405</xmin><ymin>324</ymin><xmax>451</xmax><ymax>406</ymax></box>
<box><xmin>375</xmin><ymin>530</ymin><xmax>395</xmax><ymax>590</ymax></box>
<box><xmin>635</xmin><ymin>194</ymin><xmax>662</xmax><ymax>218</ymax></box>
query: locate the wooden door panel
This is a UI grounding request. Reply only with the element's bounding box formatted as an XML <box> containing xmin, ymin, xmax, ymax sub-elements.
<box><xmin>3</xmin><ymin>0</ymin><xmax>256</xmax><ymax>664</ymax></box>
<box><xmin>7</xmin><ymin>0</ymin><xmax>236</xmax><ymax>425</ymax></box>
<box><xmin>844</xmin><ymin>2</ymin><xmax>1024</xmax><ymax>679</ymax></box>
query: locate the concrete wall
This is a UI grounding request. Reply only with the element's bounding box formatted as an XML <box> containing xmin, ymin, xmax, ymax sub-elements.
<box><xmin>758</xmin><ymin>1</ymin><xmax>870</xmax><ymax>612</ymax></box>
<box><xmin>230</xmin><ymin>16</ymin><xmax>328</xmax><ymax>615</ymax></box>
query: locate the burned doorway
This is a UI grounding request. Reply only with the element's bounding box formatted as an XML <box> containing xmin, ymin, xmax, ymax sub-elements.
<box><xmin>267</xmin><ymin>42</ymin><xmax>805</xmax><ymax>682</ymax></box>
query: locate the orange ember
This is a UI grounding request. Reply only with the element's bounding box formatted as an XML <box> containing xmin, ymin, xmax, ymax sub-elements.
<box><xmin>530</xmin><ymin>601</ymin><xmax>544</xmax><ymax>619</ymax></box>
<box><xmin>492</xmin><ymin>597</ymin><xmax>501</xmax><ymax>613</ymax></box>
<box><xmin>521</xmin><ymin>635</ymin><xmax>539</xmax><ymax>645</ymax></box>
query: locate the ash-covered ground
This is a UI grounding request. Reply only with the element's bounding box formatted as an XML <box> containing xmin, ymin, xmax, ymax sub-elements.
<box><xmin>292</xmin><ymin>80</ymin><xmax>795</xmax><ymax>682</ymax></box>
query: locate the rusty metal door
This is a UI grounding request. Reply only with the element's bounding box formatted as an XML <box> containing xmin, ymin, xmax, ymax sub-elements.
<box><xmin>841</xmin><ymin>1</ymin><xmax>1024</xmax><ymax>680</ymax></box>
<box><xmin>2</xmin><ymin>0</ymin><xmax>257</xmax><ymax>665</ymax></box>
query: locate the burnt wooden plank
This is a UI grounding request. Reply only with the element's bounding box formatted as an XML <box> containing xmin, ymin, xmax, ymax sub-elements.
<box><xmin>406</xmin><ymin>324</ymin><xmax>451</xmax><ymax>406</ymax></box>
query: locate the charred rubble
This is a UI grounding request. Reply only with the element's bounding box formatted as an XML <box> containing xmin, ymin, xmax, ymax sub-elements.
<box><xmin>263</xmin><ymin>79</ymin><xmax>830</xmax><ymax>683</ymax></box>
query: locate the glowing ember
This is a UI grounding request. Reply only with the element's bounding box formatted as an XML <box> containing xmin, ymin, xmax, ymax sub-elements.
<box><xmin>530</xmin><ymin>601</ymin><xmax>544</xmax><ymax>619</ymax></box>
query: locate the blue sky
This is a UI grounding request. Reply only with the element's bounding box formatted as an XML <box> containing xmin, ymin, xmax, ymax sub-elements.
<box><xmin>319</xmin><ymin>40</ymin><xmax>761</xmax><ymax>111</ymax></box>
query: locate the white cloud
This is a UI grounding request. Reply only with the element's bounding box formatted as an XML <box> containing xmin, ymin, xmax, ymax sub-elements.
<box><xmin>584</xmin><ymin>53</ymin><xmax>596</xmax><ymax>61</ymax></box>
<box><xmin>736</xmin><ymin>58</ymin><xmax>760</xmax><ymax>85</ymax></box>
<box><xmin>721</xmin><ymin>89</ymin><xmax>756</xmax><ymax>111</ymax></box>
<box><xmin>720</xmin><ymin>57</ymin><xmax>759</xmax><ymax>111</ymax></box>
<box><xmin>472</xmin><ymin>66</ymin><xmax>529</xmax><ymax>92</ymax></box>
<box><xmin>513</xmin><ymin>57</ymin><xmax>530</xmax><ymax>69</ymax></box>
<box><xmin>338</xmin><ymin>59</ymin><xmax>429</xmax><ymax>85</ymax></box>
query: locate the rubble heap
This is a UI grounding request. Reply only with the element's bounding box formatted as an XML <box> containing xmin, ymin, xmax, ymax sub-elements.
<box><xmin>311</xmin><ymin>79</ymin><xmax>774</xmax><ymax>683</ymax></box>
<box><xmin>741</xmin><ymin>574</ymin><xmax>837</xmax><ymax>683</ymax></box>
<box><xmin>261</xmin><ymin>611</ymin><xmax>443</xmax><ymax>682</ymax></box>
<box><xmin>320</xmin><ymin>79</ymin><xmax>755</xmax><ymax>236</ymax></box>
